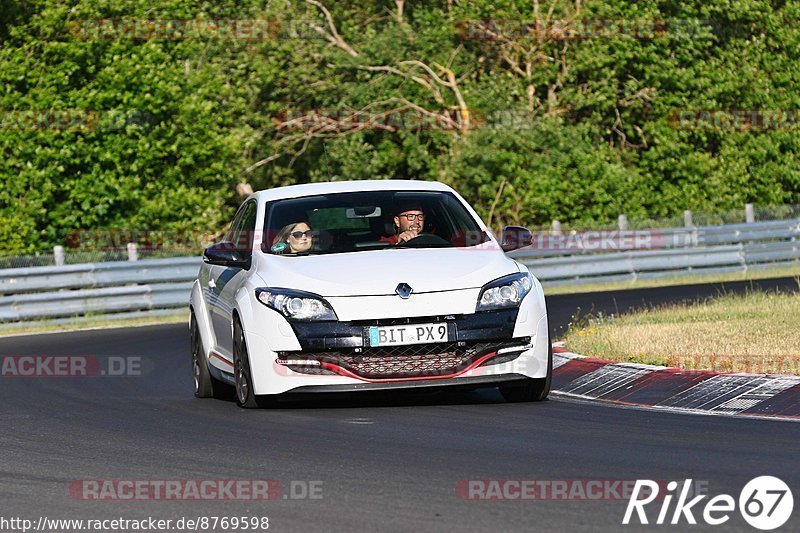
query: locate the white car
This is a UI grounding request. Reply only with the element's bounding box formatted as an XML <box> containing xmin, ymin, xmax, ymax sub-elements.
<box><xmin>189</xmin><ymin>180</ymin><xmax>551</xmax><ymax>408</ymax></box>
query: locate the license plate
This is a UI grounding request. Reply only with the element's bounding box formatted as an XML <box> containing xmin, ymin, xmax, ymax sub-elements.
<box><xmin>368</xmin><ymin>323</ymin><xmax>448</xmax><ymax>347</ymax></box>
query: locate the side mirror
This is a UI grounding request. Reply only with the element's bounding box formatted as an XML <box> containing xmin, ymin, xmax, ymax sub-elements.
<box><xmin>500</xmin><ymin>226</ymin><xmax>532</xmax><ymax>252</ymax></box>
<box><xmin>203</xmin><ymin>242</ymin><xmax>250</xmax><ymax>269</ymax></box>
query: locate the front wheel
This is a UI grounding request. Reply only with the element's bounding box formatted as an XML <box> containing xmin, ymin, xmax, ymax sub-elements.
<box><xmin>500</xmin><ymin>336</ymin><xmax>553</xmax><ymax>402</ymax></box>
<box><xmin>233</xmin><ymin>318</ymin><xmax>259</xmax><ymax>408</ymax></box>
<box><xmin>233</xmin><ymin>318</ymin><xmax>278</xmax><ymax>409</ymax></box>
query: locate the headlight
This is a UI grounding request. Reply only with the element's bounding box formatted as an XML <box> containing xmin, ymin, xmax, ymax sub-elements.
<box><xmin>476</xmin><ymin>272</ymin><xmax>533</xmax><ymax>312</ymax></box>
<box><xmin>256</xmin><ymin>288</ymin><xmax>338</xmax><ymax>321</ymax></box>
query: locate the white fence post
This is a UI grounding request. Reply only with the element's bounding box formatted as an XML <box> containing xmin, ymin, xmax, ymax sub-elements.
<box><xmin>684</xmin><ymin>210</ymin><xmax>693</xmax><ymax>227</ymax></box>
<box><xmin>745</xmin><ymin>203</ymin><xmax>755</xmax><ymax>223</ymax></box>
<box><xmin>53</xmin><ymin>246</ymin><xmax>65</xmax><ymax>267</ymax></box>
<box><xmin>618</xmin><ymin>214</ymin><xmax>628</xmax><ymax>231</ymax></box>
<box><xmin>127</xmin><ymin>242</ymin><xmax>138</xmax><ymax>262</ymax></box>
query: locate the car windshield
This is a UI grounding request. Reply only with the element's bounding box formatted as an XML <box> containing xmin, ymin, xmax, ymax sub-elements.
<box><xmin>262</xmin><ymin>190</ymin><xmax>490</xmax><ymax>256</ymax></box>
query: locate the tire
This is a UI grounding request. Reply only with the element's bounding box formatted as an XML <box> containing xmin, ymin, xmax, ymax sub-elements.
<box><xmin>232</xmin><ymin>318</ymin><xmax>280</xmax><ymax>409</ymax></box>
<box><xmin>233</xmin><ymin>318</ymin><xmax>260</xmax><ymax>408</ymax></box>
<box><xmin>190</xmin><ymin>311</ymin><xmax>231</xmax><ymax>399</ymax></box>
<box><xmin>500</xmin><ymin>335</ymin><xmax>553</xmax><ymax>403</ymax></box>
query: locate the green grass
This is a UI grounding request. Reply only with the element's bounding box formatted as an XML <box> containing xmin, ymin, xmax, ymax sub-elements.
<box><xmin>563</xmin><ymin>290</ymin><xmax>800</xmax><ymax>375</ymax></box>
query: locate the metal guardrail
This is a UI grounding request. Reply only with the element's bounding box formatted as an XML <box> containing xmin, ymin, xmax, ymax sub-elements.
<box><xmin>1</xmin><ymin>218</ymin><xmax>799</xmax><ymax>323</ymax></box>
<box><xmin>0</xmin><ymin>256</ymin><xmax>200</xmax><ymax>295</ymax></box>
<box><xmin>0</xmin><ymin>257</ymin><xmax>200</xmax><ymax>323</ymax></box>
<box><xmin>511</xmin><ymin>219</ymin><xmax>800</xmax><ymax>285</ymax></box>
<box><xmin>0</xmin><ymin>283</ymin><xmax>192</xmax><ymax>322</ymax></box>
<box><xmin>511</xmin><ymin>218</ymin><xmax>800</xmax><ymax>258</ymax></box>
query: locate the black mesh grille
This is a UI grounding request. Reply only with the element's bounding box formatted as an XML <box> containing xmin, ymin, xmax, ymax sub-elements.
<box><xmin>278</xmin><ymin>339</ymin><xmax>529</xmax><ymax>379</ymax></box>
<box><xmin>282</xmin><ymin>365</ymin><xmax>338</xmax><ymax>376</ymax></box>
<box><xmin>335</xmin><ymin>351</ymin><xmax>467</xmax><ymax>378</ymax></box>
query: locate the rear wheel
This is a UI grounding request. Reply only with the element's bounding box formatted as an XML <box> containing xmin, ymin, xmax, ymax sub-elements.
<box><xmin>500</xmin><ymin>336</ymin><xmax>553</xmax><ymax>402</ymax></box>
<box><xmin>190</xmin><ymin>311</ymin><xmax>230</xmax><ymax>399</ymax></box>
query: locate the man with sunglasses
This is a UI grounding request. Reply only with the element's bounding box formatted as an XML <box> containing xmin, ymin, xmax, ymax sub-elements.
<box><xmin>381</xmin><ymin>202</ymin><xmax>426</xmax><ymax>244</ymax></box>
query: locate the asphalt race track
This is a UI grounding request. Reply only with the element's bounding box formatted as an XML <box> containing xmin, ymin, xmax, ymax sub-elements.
<box><xmin>1</xmin><ymin>280</ymin><xmax>799</xmax><ymax>532</ymax></box>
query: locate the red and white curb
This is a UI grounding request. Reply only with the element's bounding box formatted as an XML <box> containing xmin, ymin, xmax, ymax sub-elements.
<box><xmin>551</xmin><ymin>343</ymin><xmax>800</xmax><ymax>421</ymax></box>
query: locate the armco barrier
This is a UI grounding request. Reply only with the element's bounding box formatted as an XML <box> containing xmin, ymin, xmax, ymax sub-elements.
<box><xmin>1</xmin><ymin>219</ymin><xmax>799</xmax><ymax>322</ymax></box>
<box><xmin>0</xmin><ymin>283</ymin><xmax>193</xmax><ymax>322</ymax></box>
<box><xmin>0</xmin><ymin>256</ymin><xmax>200</xmax><ymax>294</ymax></box>
<box><xmin>0</xmin><ymin>258</ymin><xmax>200</xmax><ymax>322</ymax></box>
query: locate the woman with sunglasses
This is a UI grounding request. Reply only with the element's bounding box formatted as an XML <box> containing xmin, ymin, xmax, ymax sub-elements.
<box><xmin>271</xmin><ymin>222</ymin><xmax>314</xmax><ymax>254</ymax></box>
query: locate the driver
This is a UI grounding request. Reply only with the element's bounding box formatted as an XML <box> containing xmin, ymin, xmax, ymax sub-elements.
<box><xmin>382</xmin><ymin>202</ymin><xmax>425</xmax><ymax>245</ymax></box>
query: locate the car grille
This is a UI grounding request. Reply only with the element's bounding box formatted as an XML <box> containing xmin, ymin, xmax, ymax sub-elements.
<box><xmin>277</xmin><ymin>339</ymin><xmax>529</xmax><ymax>380</ymax></box>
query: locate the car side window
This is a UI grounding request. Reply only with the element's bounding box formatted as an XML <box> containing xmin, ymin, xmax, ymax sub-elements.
<box><xmin>226</xmin><ymin>204</ymin><xmax>247</xmax><ymax>243</ymax></box>
<box><xmin>231</xmin><ymin>201</ymin><xmax>257</xmax><ymax>254</ymax></box>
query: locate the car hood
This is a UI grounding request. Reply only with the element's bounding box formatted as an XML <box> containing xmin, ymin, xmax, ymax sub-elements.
<box><xmin>255</xmin><ymin>246</ymin><xmax>520</xmax><ymax>297</ymax></box>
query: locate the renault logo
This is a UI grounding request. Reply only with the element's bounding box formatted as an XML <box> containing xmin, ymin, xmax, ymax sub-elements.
<box><xmin>395</xmin><ymin>283</ymin><xmax>413</xmax><ymax>299</ymax></box>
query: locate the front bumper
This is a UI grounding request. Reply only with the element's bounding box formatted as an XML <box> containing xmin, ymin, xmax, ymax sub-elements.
<box><xmin>243</xmin><ymin>290</ymin><xmax>549</xmax><ymax>395</ymax></box>
<box><xmin>277</xmin><ymin>338</ymin><xmax>531</xmax><ymax>381</ymax></box>
<box><xmin>284</xmin><ymin>374</ymin><xmax>533</xmax><ymax>394</ymax></box>
<box><xmin>289</xmin><ymin>307</ymin><xmax>519</xmax><ymax>351</ymax></box>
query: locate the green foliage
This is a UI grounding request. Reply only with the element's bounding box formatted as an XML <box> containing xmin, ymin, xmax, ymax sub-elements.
<box><xmin>1</xmin><ymin>0</ymin><xmax>800</xmax><ymax>254</ymax></box>
<box><xmin>442</xmin><ymin>119</ymin><xmax>647</xmax><ymax>227</ymax></box>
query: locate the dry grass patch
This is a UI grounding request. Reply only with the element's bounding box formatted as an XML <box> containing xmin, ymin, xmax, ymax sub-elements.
<box><xmin>564</xmin><ymin>291</ymin><xmax>800</xmax><ymax>374</ymax></box>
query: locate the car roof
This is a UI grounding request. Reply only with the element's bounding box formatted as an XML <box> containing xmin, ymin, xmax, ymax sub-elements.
<box><xmin>250</xmin><ymin>180</ymin><xmax>455</xmax><ymax>203</ymax></box>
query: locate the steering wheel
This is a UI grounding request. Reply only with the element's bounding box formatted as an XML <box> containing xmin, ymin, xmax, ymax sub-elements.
<box><xmin>396</xmin><ymin>233</ymin><xmax>453</xmax><ymax>248</ymax></box>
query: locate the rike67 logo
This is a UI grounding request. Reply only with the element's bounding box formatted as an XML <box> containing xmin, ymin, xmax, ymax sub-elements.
<box><xmin>623</xmin><ymin>477</ymin><xmax>793</xmax><ymax>530</ymax></box>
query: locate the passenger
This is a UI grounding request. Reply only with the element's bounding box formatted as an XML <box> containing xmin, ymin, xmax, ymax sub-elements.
<box><xmin>382</xmin><ymin>202</ymin><xmax>425</xmax><ymax>244</ymax></box>
<box><xmin>271</xmin><ymin>222</ymin><xmax>314</xmax><ymax>254</ymax></box>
